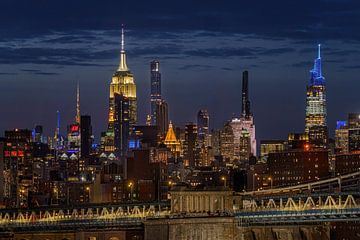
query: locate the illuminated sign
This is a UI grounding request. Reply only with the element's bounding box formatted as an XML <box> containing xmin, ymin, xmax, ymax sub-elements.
<box><xmin>70</xmin><ymin>125</ymin><xmax>80</xmax><ymax>132</ymax></box>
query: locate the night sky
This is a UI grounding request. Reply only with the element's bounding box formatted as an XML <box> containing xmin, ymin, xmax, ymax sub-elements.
<box><xmin>1</xmin><ymin>0</ymin><xmax>360</xmax><ymax>142</ymax></box>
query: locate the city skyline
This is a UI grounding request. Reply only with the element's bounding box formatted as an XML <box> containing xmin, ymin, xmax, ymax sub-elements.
<box><xmin>1</xmin><ymin>0</ymin><xmax>360</xmax><ymax>142</ymax></box>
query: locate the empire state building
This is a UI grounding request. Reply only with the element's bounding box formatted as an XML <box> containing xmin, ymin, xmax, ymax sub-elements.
<box><xmin>105</xmin><ymin>26</ymin><xmax>137</xmax><ymax>157</ymax></box>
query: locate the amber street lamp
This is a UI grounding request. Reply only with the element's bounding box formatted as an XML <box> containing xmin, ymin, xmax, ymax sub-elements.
<box><xmin>128</xmin><ymin>181</ymin><xmax>134</xmax><ymax>201</ymax></box>
<box><xmin>221</xmin><ymin>176</ymin><xmax>227</xmax><ymax>187</ymax></box>
<box><xmin>268</xmin><ymin>177</ymin><xmax>273</xmax><ymax>189</ymax></box>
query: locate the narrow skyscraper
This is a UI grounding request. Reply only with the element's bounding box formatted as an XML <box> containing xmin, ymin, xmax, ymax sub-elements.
<box><xmin>230</xmin><ymin>70</ymin><xmax>256</xmax><ymax>159</ymax></box>
<box><xmin>76</xmin><ymin>81</ymin><xmax>80</xmax><ymax>124</ymax></box>
<box><xmin>197</xmin><ymin>110</ymin><xmax>209</xmax><ymax>146</ymax></box>
<box><xmin>305</xmin><ymin>44</ymin><xmax>327</xmax><ymax>148</ymax></box>
<box><xmin>150</xmin><ymin>60</ymin><xmax>161</xmax><ymax>125</ymax></box>
<box><xmin>241</xmin><ymin>71</ymin><xmax>251</xmax><ymax>118</ymax></box>
<box><xmin>67</xmin><ymin>83</ymin><xmax>81</xmax><ymax>156</ymax></box>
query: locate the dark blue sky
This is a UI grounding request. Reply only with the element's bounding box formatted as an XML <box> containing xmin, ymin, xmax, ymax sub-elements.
<box><xmin>1</xmin><ymin>0</ymin><xmax>360</xmax><ymax>142</ymax></box>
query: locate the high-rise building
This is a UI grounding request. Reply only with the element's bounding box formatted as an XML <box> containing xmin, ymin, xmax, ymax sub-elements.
<box><xmin>0</xmin><ymin>138</ymin><xmax>5</xmax><ymax>203</ymax></box>
<box><xmin>80</xmin><ymin>115</ymin><xmax>92</xmax><ymax>159</ymax></box>
<box><xmin>268</xmin><ymin>149</ymin><xmax>329</xmax><ymax>187</ymax></box>
<box><xmin>67</xmin><ymin>83</ymin><xmax>81</xmax><ymax>156</ymax></box>
<box><xmin>184</xmin><ymin>123</ymin><xmax>199</xmax><ymax>167</ymax></box>
<box><xmin>113</xmin><ymin>93</ymin><xmax>130</xmax><ymax>157</ymax></box>
<box><xmin>335</xmin><ymin>121</ymin><xmax>348</xmax><ymax>153</ymax></box>
<box><xmin>239</xmin><ymin>128</ymin><xmax>251</xmax><ymax>162</ymax></box>
<box><xmin>150</xmin><ymin>60</ymin><xmax>161</xmax><ymax>125</ymax></box>
<box><xmin>220</xmin><ymin>122</ymin><xmax>234</xmax><ymax>162</ymax></box>
<box><xmin>288</xmin><ymin>133</ymin><xmax>309</xmax><ymax>150</ymax></box>
<box><xmin>260</xmin><ymin>140</ymin><xmax>287</xmax><ymax>160</ymax></box>
<box><xmin>163</xmin><ymin>122</ymin><xmax>181</xmax><ymax>158</ymax></box>
<box><xmin>305</xmin><ymin>44</ymin><xmax>328</xmax><ymax>148</ymax></box>
<box><xmin>230</xmin><ymin>71</ymin><xmax>256</xmax><ymax>158</ymax></box>
<box><xmin>155</xmin><ymin>100</ymin><xmax>169</xmax><ymax>137</ymax></box>
<box><xmin>348</xmin><ymin>113</ymin><xmax>360</xmax><ymax>153</ymax></box>
<box><xmin>149</xmin><ymin>61</ymin><xmax>169</xmax><ymax>137</ymax></box>
<box><xmin>3</xmin><ymin>129</ymin><xmax>33</xmax><ymax>207</ymax></box>
<box><xmin>197</xmin><ymin>110</ymin><xmax>209</xmax><ymax>146</ymax></box>
<box><xmin>106</xmin><ymin>26</ymin><xmax>137</xmax><ymax>157</ymax></box>
<box><xmin>33</xmin><ymin>125</ymin><xmax>43</xmax><ymax>143</ymax></box>
<box><xmin>241</xmin><ymin>71</ymin><xmax>251</xmax><ymax>118</ymax></box>
<box><xmin>210</xmin><ymin>129</ymin><xmax>221</xmax><ymax>156</ymax></box>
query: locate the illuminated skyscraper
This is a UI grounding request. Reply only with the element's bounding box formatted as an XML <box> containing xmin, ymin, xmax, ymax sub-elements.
<box><xmin>335</xmin><ymin>121</ymin><xmax>348</xmax><ymax>153</ymax></box>
<box><xmin>305</xmin><ymin>44</ymin><xmax>328</xmax><ymax>148</ymax></box>
<box><xmin>220</xmin><ymin>122</ymin><xmax>234</xmax><ymax>162</ymax></box>
<box><xmin>106</xmin><ymin>26</ymin><xmax>137</xmax><ymax>157</ymax></box>
<box><xmin>67</xmin><ymin>83</ymin><xmax>81</xmax><ymax>156</ymax></box>
<box><xmin>348</xmin><ymin>113</ymin><xmax>360</xmax><ymax>152</ymax></box>
<box><xmin>164</xmin><ymin>122</ymin><xmax>181</xmax><ymax>157</ymax></box>
<box><xmin>150</xmin><ymin>60</ymin><xmax>161</xmax><ymax>125</ymax></box>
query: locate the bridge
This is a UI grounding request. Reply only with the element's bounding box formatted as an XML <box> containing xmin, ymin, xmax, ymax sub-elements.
<box><xmin>0</xmin><ymin>172</ymin><xmax>360</xmax><ymax>239</ymax></box>
<box><xmin>0</xmin><ymin>202</ymin><xmax>170</xmax><ymax>232</ymax></box>
<box><xmin>235</xmin><ymin>171</ymin><xmax>360</xmax><ymax>227</ymax></box>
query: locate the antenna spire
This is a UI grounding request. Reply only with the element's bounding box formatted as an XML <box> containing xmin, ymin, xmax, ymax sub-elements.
<box><xmin>118</xmin><ymin>24</ymin><xmax>128</xmax><ymax>71</ymax></box>
<box><xmin>121</xmin><ymin>24</ymin><xmax>125</xmax><ymax>52</ymax></box>
<box><xmin>76</xmin><ymin>82</ymin><xmax>80</xmax><ymax>124</ymax></box>
<box><xmin>318</xmin><ymin>44</ymin><xmax>321</xmax><ymax>59</ymax></box>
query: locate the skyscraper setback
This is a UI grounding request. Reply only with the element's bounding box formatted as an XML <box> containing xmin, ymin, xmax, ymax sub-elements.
<box><xmin>105</xmin><ymin>26</ymin><xmax>137</xmax><ymax>157</ymax></box>
<box><xmin>305</xmin><ymin>45</ymin><xmax>328</xmax><ymax>148</ymax></box>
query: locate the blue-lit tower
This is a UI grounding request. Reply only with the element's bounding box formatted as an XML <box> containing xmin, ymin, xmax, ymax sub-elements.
<box><xmin>305</xmin><ymin>44</ymin><xmax>328</xmax><ymax>148</ymax></box>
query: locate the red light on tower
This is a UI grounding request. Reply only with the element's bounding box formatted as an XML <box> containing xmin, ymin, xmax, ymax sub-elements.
<box><xmin>304</xmin><ymin>143</ymin><xmax>310</xmax><ymax>151</ymax></box>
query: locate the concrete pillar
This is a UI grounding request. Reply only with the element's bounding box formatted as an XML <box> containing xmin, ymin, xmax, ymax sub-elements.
<box><xmin>179</xmin><ymin>195</ymin><xmax>183</xmax><ymax>212</ymax></box>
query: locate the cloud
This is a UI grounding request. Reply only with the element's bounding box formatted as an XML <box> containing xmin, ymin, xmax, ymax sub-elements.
<box><xmin>0</xmin><ymin>0</ymin><xmax>359</xmax><ymax>43</ymax></box>
<box><xmin>0</xmin><ymin>72</ymin><xmax>17</xmax><ymax>75</ymax></box>
<box><xmin>342</xmin><ymin>65</ymin><xmax>360</xmax><ymax>69</ymax></box>
<box><xmin>21</xmin><ymin>69</ymin><xmax>59</xmax><ymax>75</ymax></box>
<box><xmin>184</xmin><ymin>48</ymin><xmax>256</xmax><ymax>58</ymax></box>
<box><xmin>291</xmin><ymin>61</ymin><xmax>311</xmax><ymax>68</ymax></box>
<box><xmin>0</xmin><ymin>46</ymin><xmax>118</xmax><ymax>66</ymax></box>
<box><xmin>178</xmin><ymin>64</ymin><xmax>212</xmax><ymax>70</ymax></box>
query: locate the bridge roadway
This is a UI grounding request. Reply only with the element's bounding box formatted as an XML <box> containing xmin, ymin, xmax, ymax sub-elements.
<box><xmin>0</xmin><ymin>201</ymin><xmax>170</xmax><ymax>232</ymax></box>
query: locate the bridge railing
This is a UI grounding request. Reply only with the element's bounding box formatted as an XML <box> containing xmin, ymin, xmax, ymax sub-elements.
<box><xmin>238</xmin><ymin>194</ymin><xmax>358</xmax><ymax>212</ymax></box>
<box><xmin>0</xmin><ymin>204</ymin><xmax>170</xmax><ymax>227</ymax></box>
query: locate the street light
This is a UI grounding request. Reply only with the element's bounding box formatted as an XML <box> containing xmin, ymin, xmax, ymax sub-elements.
<box><xmin>268</xmin><ymin>177</ymin><xmax>273</xmax><ymax>189</ymax></box>
<box><xmin>221</xmin><ymin>176</ymin><xmax>227</xmax><ymax>187</ymax></box>
<box><xmin>128</xmin><ymin>181</ymin><xmax>134</xmax><ymax>201</ymax></box>
<box><xmin>253</xmin><ymin>173</ymin><xmax>258</xmax><ymax>191</ymax></box>
<box><xmin>85</xmin><ymin>186</ymin><xmax>91</xmax><ymax>202</ymax></box>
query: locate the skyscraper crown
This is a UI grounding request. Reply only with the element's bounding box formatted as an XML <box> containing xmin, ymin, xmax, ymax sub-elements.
<box><xmin>309</xmin><ymin>44</ymin><xmax>325</xmax><ymax>86</ymax></box>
